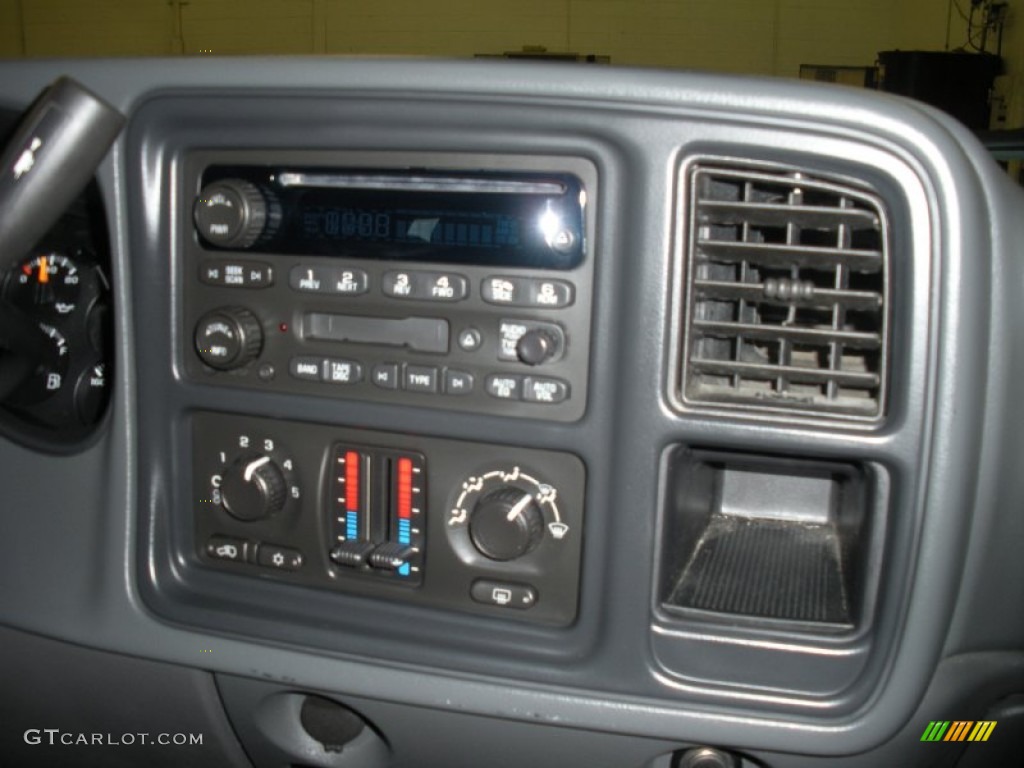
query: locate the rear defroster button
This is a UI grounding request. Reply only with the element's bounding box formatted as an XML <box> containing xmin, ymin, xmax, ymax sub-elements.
<box><xmin>471</xmin><ymin>580</ymin><xmax>537</xmax><ymax>610</ymax></box>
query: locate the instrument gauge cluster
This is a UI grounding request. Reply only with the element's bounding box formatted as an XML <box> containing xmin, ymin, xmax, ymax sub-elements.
<box><xmin>0</xmin><ymin>190</ymin><xmax>113</xmax><ymax>442</ymax></box>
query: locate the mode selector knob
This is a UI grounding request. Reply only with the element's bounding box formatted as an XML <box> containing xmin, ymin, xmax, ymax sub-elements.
<box><xmin>195</xmin><ymin>307</ymin><xmax>263</xmax><ymax>370</ymax></box>
<box><xmin>516</xmin><ymin>329</ymin><xmax>558</xmax><ymax>366</ymax></box>
<box><xmin>470</xmin><ymin>487</ymin><xmax>544</xmax><ymax>561</ymax></box>
<box><xmin>194</xmin><ymin>179</ymin><xmax>269</xmax><ymax>249</ymax></box>
<box><xmin>220</xmin><ymin>454</ymin><xmax>287</xmax><ymax>522</ymax></box>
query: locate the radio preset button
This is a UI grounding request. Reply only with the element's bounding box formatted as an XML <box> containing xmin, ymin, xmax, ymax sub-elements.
<box><xmin>528</xmin><ymin>279</ymin><xmax>574</xmax><ymax>308</ymax></box>
<box><xmin>523</xmin><ymin>377</ymin><xmax>569</xmax><ymax>404</ymax></box>
<box><xmin>404</xmin><ymin>365</ymin><xmax>439</xmax><ymax>393</ymax></box>
<box><xmin>383</xmin><ymin>270</ymin><xmax>468</xmax><ymax>302</ymax></box>
<box><xmin>444</xmin><ymin>369</ymin><xmax>474</xmax><ymax>395</ymax></box>
<box><xmin>290</xmin><ymin>265</ymin><xmax>369</xmax><ymax>296</ymax></box>
<box><xmin>486</xmin><ymin>374</ymin><xmax>522</xmax><ymax>400</ymax></box>
<box><xmin>482</xmin><ymin>276</ymin><xmax>520</xmax><ymax>305</ymax></box>
<box><xmin>372</xmin><ymin>363</ymin><xmax>400</xmax><ymax>390</ymax></box>
<box><xmin>484</xmin><ymin>276</ymin><xmax>574</xmax><ymax>309</ymax></box>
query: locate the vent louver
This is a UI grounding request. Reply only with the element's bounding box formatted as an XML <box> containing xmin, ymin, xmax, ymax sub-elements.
<box><xmin>682</xmin><ymin>163</ymin><xmax>888</xmax><ymax>421</ymax></box>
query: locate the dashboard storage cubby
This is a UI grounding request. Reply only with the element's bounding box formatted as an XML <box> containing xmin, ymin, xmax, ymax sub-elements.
<box><xmin>658</xmin><ymin>448</ymin><xmax>870</xmax><ymax>630</ymax></box>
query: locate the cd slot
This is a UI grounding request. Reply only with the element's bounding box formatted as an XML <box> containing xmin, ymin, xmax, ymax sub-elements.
<box><xmin>276</xmin><ymin>171</ymin><xmax>566</xmax><ymax>195</ymax></box>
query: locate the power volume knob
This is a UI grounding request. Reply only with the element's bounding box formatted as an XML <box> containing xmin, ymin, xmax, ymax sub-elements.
<box><xmin>220</xmin><ymin>454</ymin><xmax>287</xmax><ymax>522</ymax></box>
<box><xmin>195</xmin><ymin>307</ymin><xmax>263</xmax><ymax>370</ymax></box>
<box><xmin>469</xmin><ymin>487</ymin><xmax>544</xmax><ymax>561</ymax></box>
<box><xmin>194</xmin><ymin>179</ymin><xmax>268</xmax><ymax>249</ymax></box>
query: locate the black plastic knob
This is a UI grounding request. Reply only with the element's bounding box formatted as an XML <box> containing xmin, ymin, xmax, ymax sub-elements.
<box><xmin>516</xmin><ymin>329</ymin><xmax>557</xmax><ymax>366</ymax></box>
<box><xmin>195</xmin><ymin>306</ymin><xmax>263</xmax><ymax>370</ymax></box>
<box><xmin>220</xmin><ymin>454</ymin><xmax>287</xmax><ymax>521</ymax></box>
<box><xmin>194</xmin><ymin>179</ymin><xmax>268</xmax><ymax>249</ymax></box>
<box><xmin>469</xmin><ymin>487</ymin><xmax>544</xmax><ymax>561</ymax></box>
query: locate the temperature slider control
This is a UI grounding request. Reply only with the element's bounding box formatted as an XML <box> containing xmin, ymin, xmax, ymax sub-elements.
<box><xmin>329</xmin><ymin>445</ymin><xmax>426</xmax><ymax>585</ymax></box>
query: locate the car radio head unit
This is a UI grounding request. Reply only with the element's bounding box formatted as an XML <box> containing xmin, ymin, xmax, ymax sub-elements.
<box><xmin>182</xmin><ymin>151</ymin><xmax>596</xmax><ymax>422</ymax></box>
<box><xmin>195</xmin><ymin>166</ymin><xmax>587</xmax><ymax>270</ymax></box>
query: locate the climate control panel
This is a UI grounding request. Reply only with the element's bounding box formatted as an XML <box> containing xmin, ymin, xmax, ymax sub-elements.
<box><xmin>192</xmin><ymin>412</ymin><xmax>585</xmax><ymax>624</ymax></box>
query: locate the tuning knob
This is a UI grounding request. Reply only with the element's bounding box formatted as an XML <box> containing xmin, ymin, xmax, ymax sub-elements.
<box><xmin>469</xmin><ymin>487</ymin><xmax>544</xmax><ymax>561</ymax></box>
<box><xmin>220</xmin><ymin>454</ymin><xmax>287</xmax><ymax>522</ymax></box>
<box><xmin>195</xmin><ymin>306</ymin><xmax>263</xmax><ymax>370</ymax></box>
<box><xmin>516</xmin><ymin>329</ymin><xmax>558</xmax><ymax>366</ymax></box>
<box><xmin>194</xmin><ymin>179</ymin><xmax>269</xmax><ymax>249</ymax></box>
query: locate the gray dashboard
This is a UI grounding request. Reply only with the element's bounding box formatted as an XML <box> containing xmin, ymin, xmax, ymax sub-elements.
<box><xmin>0</xmin><ymin>57</ymin><xmax>1022</xmax><ymax>768</ymax></box>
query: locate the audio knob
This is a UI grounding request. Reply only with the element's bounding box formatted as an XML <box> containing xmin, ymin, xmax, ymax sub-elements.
<box><xmin>516</xmin><ymin>329</ymin><xmax>558</xmax><ymax>366</ymax></box>
<box><xmin>220</xmin><ymin>454</ymin><xmax>287</xmax><ymax>521</ymax></box>
<box><xmin>469</xmin><ymin>487</ymin><xmax>544</xmax><ymax>561</ymax></box>
<box><xmin>194</xmin><ymin>179</ymin><xmax>268</xmax><ymax>249</ymax></box>
<box><xmin>195</xmin><ymin>307</ymin><xmax>263</xmax><ymax>370</ymax></box>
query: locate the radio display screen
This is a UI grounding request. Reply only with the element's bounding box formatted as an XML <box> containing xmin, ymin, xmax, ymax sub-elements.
<box><xmin>198</xmin><ymin>167</ymin><xmax>587</xmax><ymax>270</ymax></box>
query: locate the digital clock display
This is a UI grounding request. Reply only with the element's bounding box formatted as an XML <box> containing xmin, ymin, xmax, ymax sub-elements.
<box><xmin>300</xmin><ymin>207</ymin><xmax>521</xmax><ymax>249</ymax></box>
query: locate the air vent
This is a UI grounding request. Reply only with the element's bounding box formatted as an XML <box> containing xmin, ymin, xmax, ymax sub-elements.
<box><xmin>681</xmin><ymin>163</ymin><xmax>889</xmax><ymax>421</ymax></box>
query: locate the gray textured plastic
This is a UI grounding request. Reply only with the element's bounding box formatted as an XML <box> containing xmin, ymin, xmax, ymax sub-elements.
<box><xmin>0</xmin><ymin>625</ymin><xmax>250</xmax><ymax>767</ymax></box>
<box><xmin>0</xmin><ymin>56</ymin><xmax>1020</xmax><ymax>767</ymax></box>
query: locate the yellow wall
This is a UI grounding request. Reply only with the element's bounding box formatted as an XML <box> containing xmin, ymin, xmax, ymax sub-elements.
<box><xmin>0</xmin><ymin>0</ymin><xmax>1019</xmax><ymax>124</ymax></box>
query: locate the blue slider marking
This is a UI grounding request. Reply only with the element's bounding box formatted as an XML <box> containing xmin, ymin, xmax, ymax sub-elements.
<box><xmin>398</xmin><ymin>520</ymin><xmax>412</xmax><ymax>576</ymax></box>
<box><xmin>346</xmin><ymin>513</ymin><xmax>359</xmax><ymax>540</ymax></box>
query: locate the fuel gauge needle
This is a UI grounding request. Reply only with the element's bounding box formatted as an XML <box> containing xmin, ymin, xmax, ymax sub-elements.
<box><xmin>38</xmin><ymin>255</ymin><xmax>49</xmax><ymax>283</ymax></box>
<box><xmin>507</xmin><ymin>493</ymin><xmax>534</xmax><ymax>521</ymax></box>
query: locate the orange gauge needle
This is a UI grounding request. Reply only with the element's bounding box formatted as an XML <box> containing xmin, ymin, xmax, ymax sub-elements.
<box><xmin>38</xmin><ymin>256</ymin><xmax>49</xmax><ymax>284</ymax></box>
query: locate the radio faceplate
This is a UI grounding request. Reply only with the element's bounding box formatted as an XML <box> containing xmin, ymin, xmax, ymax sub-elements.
<box><xmin>182</xmin><ymin>151</ymin><xmax>596</xmax><ymax>421</ymax></box>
